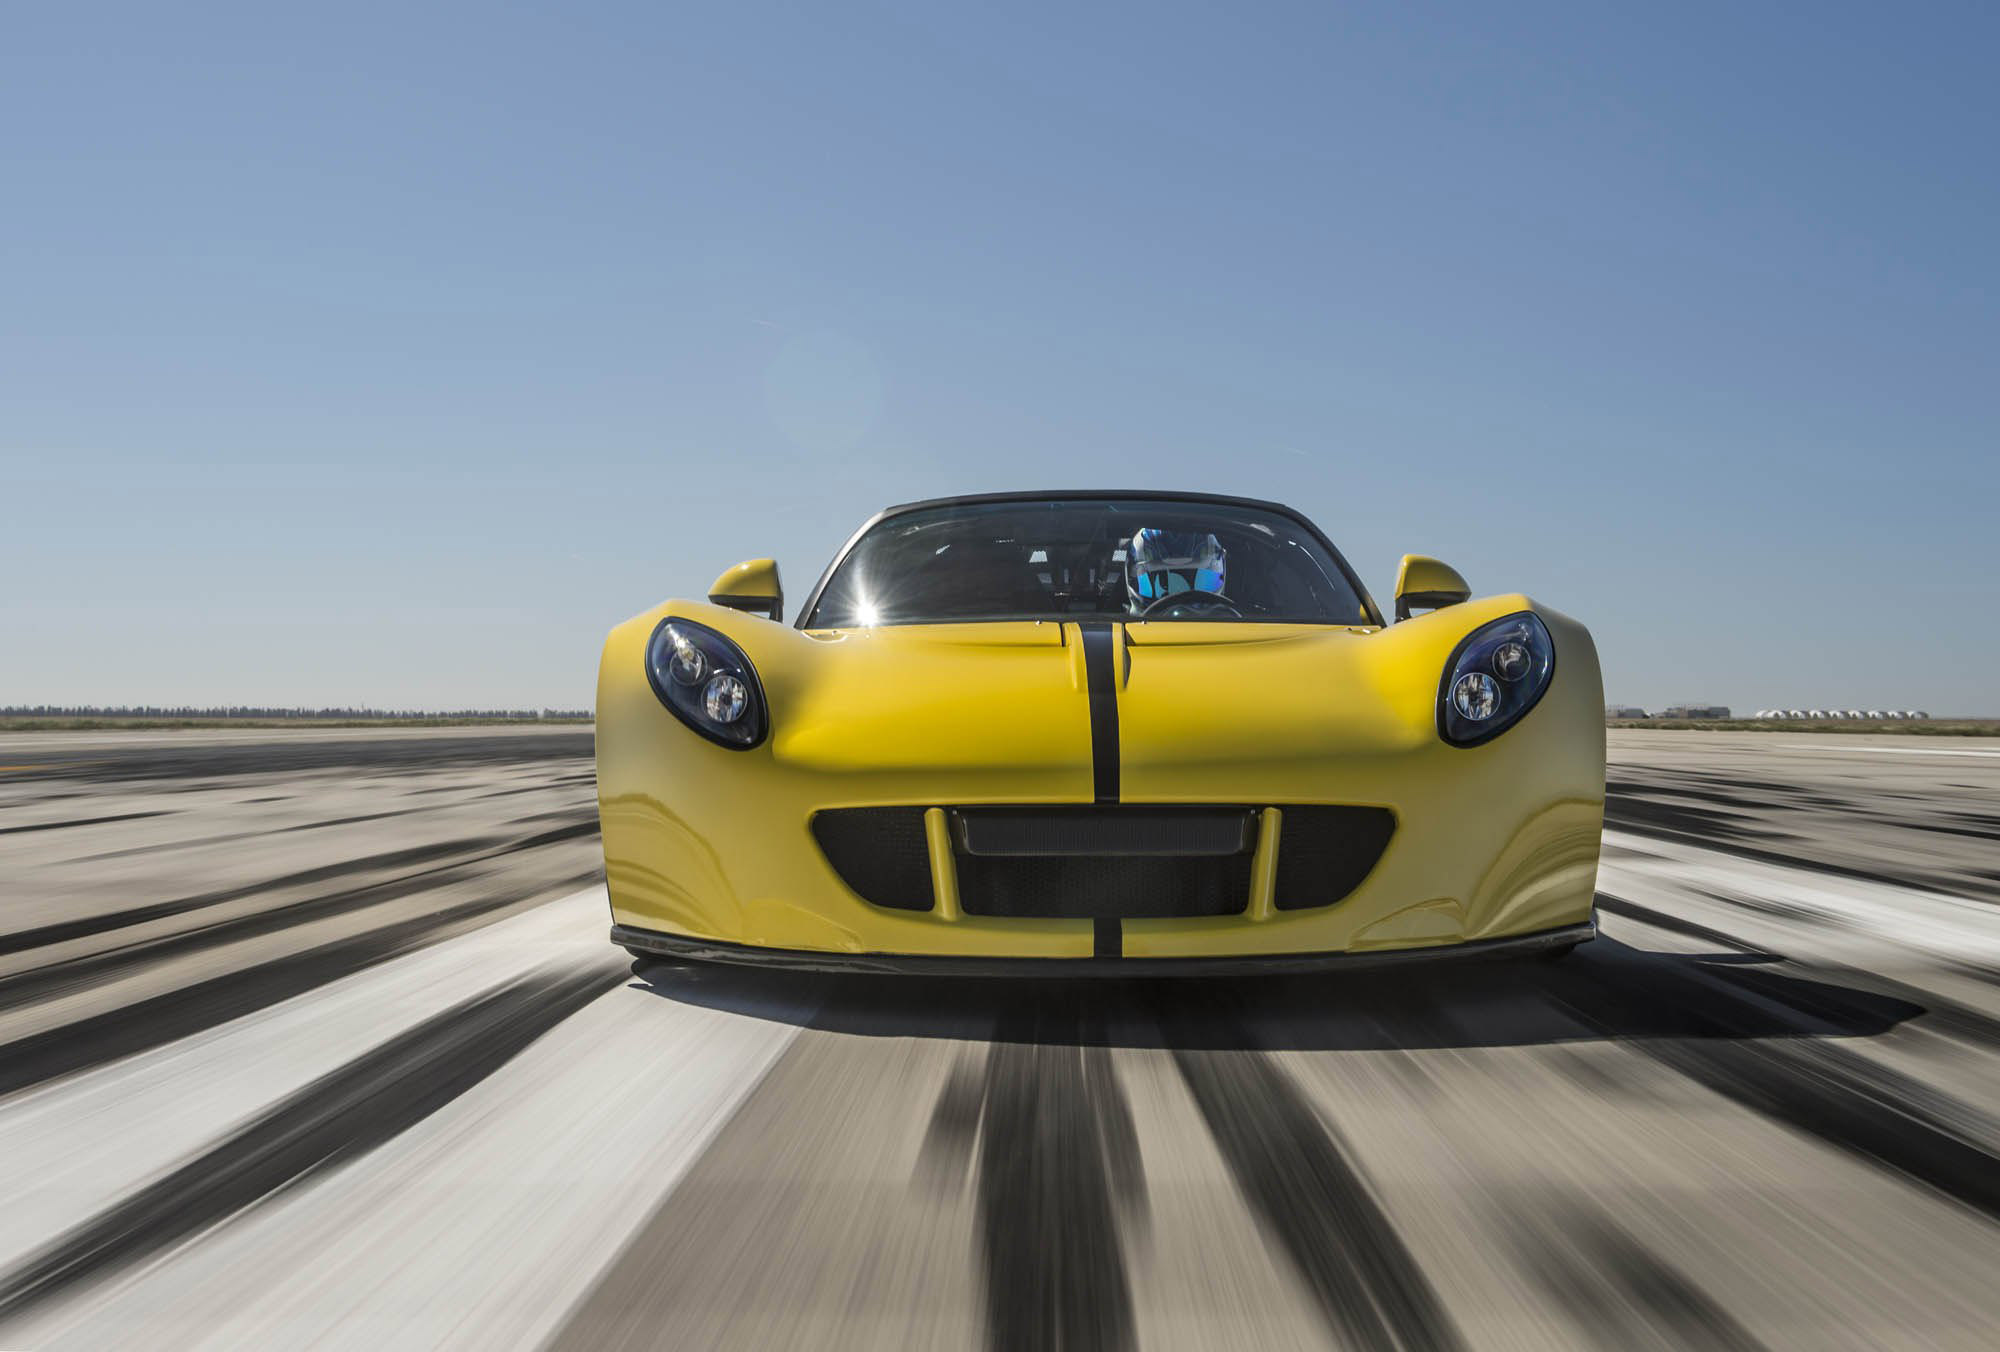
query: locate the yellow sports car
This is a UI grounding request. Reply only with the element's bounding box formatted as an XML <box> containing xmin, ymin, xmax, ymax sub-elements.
<box><xmin>597</xmin><ymin>492</ymin><xmax>1602</xmax><ymax>972</ymax></box>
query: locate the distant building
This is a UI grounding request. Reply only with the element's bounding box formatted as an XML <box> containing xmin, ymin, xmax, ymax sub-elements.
<box><xmin>1660</xmin><ymin>704</ymin><xmax>1730</xmax><ymax>719</ymax></box>
<box><xmin>1606</xmin><ymin>704</ymin><xmax>1648</xmax><ymax>719</ymax></box>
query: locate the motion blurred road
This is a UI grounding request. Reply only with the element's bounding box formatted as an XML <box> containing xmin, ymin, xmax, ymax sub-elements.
<box><xmin>1</xmin><ymin>727</ymin><xmax>1996</xmax><ymax>1350</ymax></box>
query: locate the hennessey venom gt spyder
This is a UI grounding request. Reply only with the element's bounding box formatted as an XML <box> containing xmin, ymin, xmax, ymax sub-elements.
<box><xmin>598</xmin><ymin>491</ymin><xmax>1602</xmax><ymax>972</ymax></box>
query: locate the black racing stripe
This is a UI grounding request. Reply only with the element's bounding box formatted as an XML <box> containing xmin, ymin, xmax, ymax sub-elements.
<box><xmin>1094</xmin><ymin>917</ymin><xmax>1121</xmax><ymax>958</ymax></box>
<box><xmin>1078</xmin><ymin>622</ymin><xmax>1120</xmax><ymax>804</ymax></box>
<box><xmin>0</xmin><ymin>964</ymin><xmax>620</xmax><ymax>1320</ymax></box>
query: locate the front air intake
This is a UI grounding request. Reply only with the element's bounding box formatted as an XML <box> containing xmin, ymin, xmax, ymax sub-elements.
<box><xmin>954</xmin><ymin>852</ymin><xmax>1254</xmax><ymax>919</ymax></box>
<box><xmin>810</xmin><ymin>808</ymin><xmax>934</xmax><ymax>911</ymax></box>
<box><xmin>1272</xmin><ymin>806</ymin><xmax>1396</xmax><ymax>910</ymax></box>
<box><xmin>810</xmin><ymin>803</ymin><xmax>1395</xmax><ymax>919</ymax></box>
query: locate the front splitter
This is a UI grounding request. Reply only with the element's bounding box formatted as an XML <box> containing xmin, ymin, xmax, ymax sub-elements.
<box><xmin>610</xmin><ymin>917</ymin><xmax>1595</xmax><ymax>977</ymax></box>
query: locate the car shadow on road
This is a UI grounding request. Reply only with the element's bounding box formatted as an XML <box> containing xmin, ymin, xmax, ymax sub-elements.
<box><xmin>626</xmin><ymin>905</ymin><xmax>1924</xmax><ymax>1053</ymax></box>
<box><xmin>626</xmin><ymin>906</ymin><xmax>1988</xmax><ymax>1352</ymax></box>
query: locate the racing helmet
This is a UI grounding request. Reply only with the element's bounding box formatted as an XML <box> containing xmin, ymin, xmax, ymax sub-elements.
<box><xmin>1127</xmin><ymin>529</ymin><xmax>1227</xmax><ymax>608</ymax></box>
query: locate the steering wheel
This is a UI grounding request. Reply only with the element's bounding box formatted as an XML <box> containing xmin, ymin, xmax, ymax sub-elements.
<box><xmin>1141</xmin><ymin>590</ymin><xmax>1242</xmax><ymax>619</ymax></box>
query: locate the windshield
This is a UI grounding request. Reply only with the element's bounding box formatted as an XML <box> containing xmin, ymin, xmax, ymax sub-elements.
<box><xmin>804</xmin><ymin>498</ymin><xmax>1375</xmax><ymax>627</ymax></box>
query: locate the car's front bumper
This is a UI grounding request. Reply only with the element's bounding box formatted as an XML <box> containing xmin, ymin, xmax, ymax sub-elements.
<box><xmin>612</xmin><ymin>916</ymin><xmax>1596</xmax><ymax>976</ymax></box>
<box><xmin>597</xmin><ymin>598</ymin><xmax>1606</xmax><ymax>961</ymax></box>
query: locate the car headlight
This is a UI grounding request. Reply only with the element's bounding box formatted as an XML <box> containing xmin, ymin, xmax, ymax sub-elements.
<box><xmin>645</xmin><ymin>618</ymin><xmax>768</xmax><ymax>748</ymax></box>
<box><xmin>1438</xmin><ymin>612</ymin><xmax>1554</xmax><ymax>746</ymax></box>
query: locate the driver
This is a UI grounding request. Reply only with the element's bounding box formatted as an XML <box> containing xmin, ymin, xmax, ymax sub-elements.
<box><xmin>1126</xmin><ymin>528</ymin><xmax>1227</xmax><ymax>612</ymax></box>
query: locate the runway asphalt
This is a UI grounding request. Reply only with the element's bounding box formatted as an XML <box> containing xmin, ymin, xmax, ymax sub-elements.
<box><xmin>0</xmin><ymin>725</ymin><xmax>1995</xmax><ymax>1350</ymax></box>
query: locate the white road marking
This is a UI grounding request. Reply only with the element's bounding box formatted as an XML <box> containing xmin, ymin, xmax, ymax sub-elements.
<box><xmin>0</xmin><ymin>887</ymin><xmax>615</xmax><ymax>1271</ymax></box>
<box><xmin>1599</xmin><ymin>829</ymin><xmax>2000</xmax><ymax>964</ymax></box>
<box><xmin>21</xmin><ymin>982</ymin><xmax>805</xmax><ymax>1351</ymax></box>
<box><xmin>2</xmin><ymin>895</ymin><xmax>810</xmax><ymax>1350</ymax></box>
<box><xmin>1769</xmin><ymin>743</ymin><xmax>2000</xmax><ymax>759</ymax></box>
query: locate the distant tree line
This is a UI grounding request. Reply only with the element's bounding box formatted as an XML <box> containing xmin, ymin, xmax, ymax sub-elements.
<box><xmin>1</xmin><ymin>705</ymin><xmax>592</xmax><ymax>720</ymax></box>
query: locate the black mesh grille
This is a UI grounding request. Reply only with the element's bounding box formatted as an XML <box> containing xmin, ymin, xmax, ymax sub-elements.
<box><xmin>954</xmin><ymin>806</ymin><xmax>1253</xmax><ymax>857</ymax></box>
<box><xmin>811</xmin><ymin>808</ymin><xmax>934</xmax><ymax>912</ymax></box>
<box><xmin>813</xmin><ymin>803</ymin><xmax>1390</xmax><ymax>918</ymax></box>
<box><xmin>1273</xmin><ymin>806</ymin><xmax>1395</xmax><ymax>911</ymax></box>
<box><xmin>956</xmin><ymin>852</ymin><xmax>1253</xmax><ymax>918</ymax></box>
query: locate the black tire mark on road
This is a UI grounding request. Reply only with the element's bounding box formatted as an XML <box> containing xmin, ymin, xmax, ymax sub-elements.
<box><xmin>69</xmin><ymin>804</ymin><xmax>447</xmax><ymax>863</ymax></box>
<box><xmin>503</xmin><ymin>819</ymin><xmax>601</xmax><ymax>853</ymax></box>
<box><xmin>1600</xmin><ymin>892</ymin><xmax>2000</xmax><ymax>1053</ymax></box>
<box><xmin>0</xmin><ymin>810</ymin><xmax>172</xmax><ymax>837</ymax></box>
<box><xmin>1715</xmin><ymin>960</ymin><xmax>2000</xmax><ymax>1054</ymax></box>
<box><xmin>0</xmin><ymin>817</ymin><xmax>598</xmax><ymax>1002</ymax></box>
<box><xmin>0</xmin><ymin>854</ymin><xmax>498</xmax><ymax>1012</ymax></box>
<box><xmin>0</xmin><ymin>963</ymin><xmax>620</xmax><ymax>1321</ymax></box>
<box><xmin>0</xmin><ymin>866</ymin><xmax>598</xmax><ymax>1101</ymax></box>
<box><xmin>0</xmin><ymin>835</ymin><xmax>517</xmax><ymax>958</ymax></box>
<box><xmin>9</xmin><ymin>732</ymin><xmax>595</xmax><ymax>784</ymax></box>
<box><xmin>1171</xmin><ymin>1042</ymin><xmax>1464</xmax><ymax>1352</ymax></box>
<box><xmin>978</xmin><ymin>1038</ymin><xmax>1140</xmax><ymax>1351</ymax></box>
<box><xmin>474</xmin><ymin>773</ymin><xmax>599</xmax><ymax>801</ymax></box>
<box><xmin>914</xmin><ymin>1046</ymin><xmax>986</xmax><ymax>1190</ymax></box>
<box><xmin>1515</xmin><ymin>1204</ymin><xmax>1767</xmax><ymax>1351</ymax></box>
<box><xmin>910</xmin><ymin>994</ymin><xmax>1148</xmax><ymax>1352</ymax></box>
<box><xmin>1605</xmin><ymin>774</ymin><xmax>1997</xmax><ymax>902</ymax></box>
<box><xmin>1596</xmin><ymin>892</ymin><xmax>1769</xmax><ymax>955</ymax></box>
<box><xmin>1544</xmin><ymin>952</ymin><xmax>2000</xmax><ymax>1222</ymax></box>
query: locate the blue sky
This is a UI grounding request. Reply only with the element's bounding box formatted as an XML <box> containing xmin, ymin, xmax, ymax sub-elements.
<box><xmin>4</xmin><ymin>1</ymin><xmax>1995</xmax><ymax>712</ymax></box>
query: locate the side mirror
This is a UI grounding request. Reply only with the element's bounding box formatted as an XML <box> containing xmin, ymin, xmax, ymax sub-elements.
<box><xmin>708</xmin><ymin>559</ymin><xmax>784</xmax><ymax>622</ymax></box>
<box><xmin>1393</xmin><ymin>554</ymin><xmax>1470</xmax><ymax>622</ymax></box>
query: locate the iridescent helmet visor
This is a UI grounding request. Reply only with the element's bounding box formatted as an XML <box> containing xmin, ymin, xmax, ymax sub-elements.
<box><xmin>1128</xmin><ymin>529</ymin><xmax>1227</xmax><ymax>600</ymax></box>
